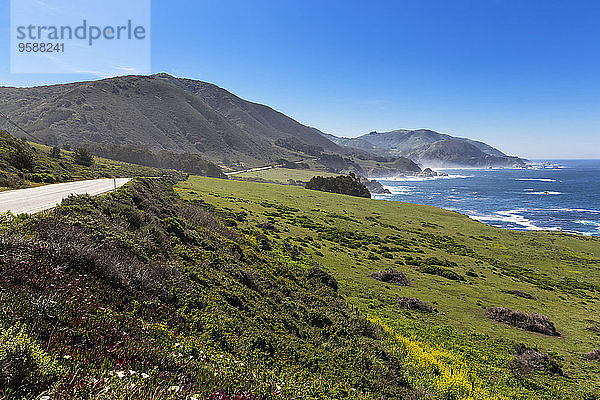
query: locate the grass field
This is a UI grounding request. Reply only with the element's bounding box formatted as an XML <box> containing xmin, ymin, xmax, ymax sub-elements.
<box><xmin>234</xmin><ymin>167</ymin><xmax>339</xmax><ymax>184</ymax></box>
<box><xmin>177</xmin><ymin>176</ymin><xmax>600</xmax><ymax>399</ymax></box>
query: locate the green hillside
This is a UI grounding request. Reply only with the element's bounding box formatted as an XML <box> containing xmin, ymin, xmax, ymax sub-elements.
<box><xmin>0</xmin><ymin>178</ymin><xmax>412</xmax><ymax>399</ymax></box>
<box><xmin>176</xmin><ymin>176</ymin><xmax>600</xmax><ymax>399</ymax></box>
<box><xmin>1</xmin><ymin>174</ymin><xmax>598</xmax><ymax>399</ymax></box>
<box><xmin>0</xmin><ymin>130</ymin><xmax>172</xmax><ymax>190</ymax></box>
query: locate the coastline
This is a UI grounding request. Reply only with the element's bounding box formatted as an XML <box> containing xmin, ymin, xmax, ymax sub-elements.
<box><xmin>370</xmin><ymin>160</ymin><xmax>600</xmax><ymax>236</ymax></box>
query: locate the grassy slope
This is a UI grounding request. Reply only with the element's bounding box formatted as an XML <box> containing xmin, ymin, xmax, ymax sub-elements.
<box><xmin>177</xmin><ymin>176</ymin><xmax>600</xmax><ymax>399</ymax></box>
<box><xmin>234</xmin><ymin>168</ymin><xmax>339</xmax><ymax>184</ymax></box>
<box><xmin>0</xmin><ymin>179</ymin><xmax>413</xmax><ymax>400</ymax></box>
<box><xmin>0</xmin><ymin>130</ymin><xmax>171</xmax><ymax>190</ymax></box>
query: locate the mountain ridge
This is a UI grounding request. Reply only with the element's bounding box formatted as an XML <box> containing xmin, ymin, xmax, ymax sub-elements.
<box><xmin>0</xmin><ymin>73</ymin><xmax>526</xmax><ymax>170</ymax></box>
<box><xmin>324</xmin><ymin>129</ymin><xmax>527</xmax><ymax>168</ymax></box>
<box><xmin>0</xmin><ymin>74</ymin><xmax>345</xmax><ymax>168</ymax></box>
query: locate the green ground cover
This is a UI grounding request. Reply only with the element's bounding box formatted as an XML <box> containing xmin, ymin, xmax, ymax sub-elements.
<box><xmin>233</xmin><ymin>167</ymin><xmax>339</xmax><ymax>184</ymax></box>
<box><xmin>0</xmin><ymin>130</ymin><xmax>172</xmax><ymax>189</ymax></box>
<box><xmin>177</xmin><ymin>176</ymin><xmax>600</xmax><ymax>399</ymax></box>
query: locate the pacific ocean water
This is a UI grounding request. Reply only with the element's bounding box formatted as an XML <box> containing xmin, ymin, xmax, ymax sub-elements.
<box><xmin>374</xmin><ymin>160</ymin><xmax>600</xmax><ymax>236</ymax></box>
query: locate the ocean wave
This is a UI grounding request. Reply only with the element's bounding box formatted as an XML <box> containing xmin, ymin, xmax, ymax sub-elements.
<box><xmin>382</xmin><ymin>185</ymin><xmax>414</xmax><ymax>195</ymax></box>
<box><xmin>379</xmin><ymin>174</ymin><xmax>473</xmax><ymax>182</ymax></box>
<box><xmin>549</xmin><ymin>208</ymin><xmax>600</xmax><ymax>214</ymax></box>
<box><xmin>515</xmin><ymin>178</ymin><xmax>558</xmax><ymax>182</ymax></box>
<box><xmin>468</xmin><ymin>209</ymin><xmax>559</xmax><ymax>231</ymax></box>
<box><xmin>525</xmin><ymin>191</ymin><xmax>562</xmax><ymax>195</ymax></box>
<box><xmin>575</xmin><ymin>220</ymin><xmax>600</xmax><ymax>231</ymax></box>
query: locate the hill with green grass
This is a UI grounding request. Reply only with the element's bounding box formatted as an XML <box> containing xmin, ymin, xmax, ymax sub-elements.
<box><xmin>176</xmin><ymin>176</ymin><xmax>600</xmax><ymax>399</ymax></box>
<box><xmin>0</xmin><ymin>130</ymin><xmax>175</xmax><ymax>190</ymax></box>
<box><xmin>1</xmin><ymin>174</ymin><xmax>599</xmax><ymax>399</ymax></box>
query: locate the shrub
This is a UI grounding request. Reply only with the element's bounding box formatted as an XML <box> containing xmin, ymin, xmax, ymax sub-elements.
<box><xmin>508</xmin><ymin>347</ymin><xmax>562</xmax><ymax>375</ymax></box>
<box><xmin>73</xmin><ymin>147</ymin><xmax>94</xmax><ymax>166</ymax></box>
<box><xmin>255</xmin><ymin>222</ymin><xmax>277</xmax><ymax>231</ymax></box>
<box><xmin>396</xmin><ymin>297</ymin><xmax>432</xmax><ymax>312</ymax></box>
<box><xmin>485</xmin><ymin>306</ymin><xmax>559</xmax><ymax>336</ymax></box>
<box><xmin>586</xmin><ymin>349</ymin><xmax>600</xmax><ymax>361</ymax></box>
<box><xmin>418</xmin><ymin>265</ymin><xmax>464</xmax><ymax>281</ymax></box>
<box><xmin>307</xmin><ymin>267</ymin><xmax>338</xmax><ymax>291</ymax></box>
<box><xmin>49</xmin><ymin>146</ymin><xmax>61</xmax><ymax>158</ymax></box>
<box><xmin>0</xmin><ymin>324</ymin><xmax>61</xmax><ymax>394</ymax></box>
<box><xmin>465</xmin><ymin>268</ymin><xmax>478</xmax><ymax>277</ymax></box>
<box><xmin>370</xmin><ymin>269</ymin><xmax>410</xmax><ymax>286</ymax></box>
<box><xmin>27</xmin><ymin>172</ymin><xmax>56</xmax><ymax>184</ymax></box>
<box><xmin>586</xmin><ymin>326</ymin><xmax>600</xmax><ymax>334</ymax></box>
<box><xmin>504</xmin><ymin>289</ymin><xmax>536</xmax><ymax>300</ymax></box>
<box><xmin>8</xmin><ymin>146</ymin><xmax>34</xmax><ymax>171</ymax></box>
<box><xmin>305</xmin><ymin>173</ymin><xmax>371</xmax><ymax>198</ymax></box>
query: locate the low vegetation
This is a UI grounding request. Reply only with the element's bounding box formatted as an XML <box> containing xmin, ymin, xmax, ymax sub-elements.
<box><xmin>485</xmin><ymin>307</ymin><xmax>560</xmax><ymax>336</ymax></box>
<box><xmin>85</xmin><ymin>143</ymin><xmax>226</xmax><ymax>178</ymax></box>
<box><xmin>396</xmin><ymin>297</ymin><xmax>432</xmax><ymax>312</ymax></box>
<box><xmin>305</xmin><ymin>173</ymin><xmax>371</xmax><ymax>198</ymax></box>
<box><xmin>0</xmin><ymin>178</ymin><xmax>413</xmax><ymax>399</ymax></box>
<box><xmin>508</xmin><ymin>347</ymin><xmax>563</xmax><ymax>376</ymax></box>
<box><xmin>0</xmin><ymin>130</ymin><xmax>173</xmax><ymax>189</ymax></box>
<box><xmin>176</xmin><ymin>176</ymin><xmax>600</xmax><ymax>399</ymax></box>
<box><xmin>370</xmin><ymin>269</ymin><xmax>410</xmax><ymax>286</ymax></box>
<box><xmin>2</xmin><ymin>165</ymin><xmax>600</xmax><ymax>398</ymax></box>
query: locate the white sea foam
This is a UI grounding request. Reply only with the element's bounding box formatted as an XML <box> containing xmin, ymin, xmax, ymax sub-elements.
<box><xmin>575</xmin><ymin>220</ymin><xmax>600</xmax><ymax>231</ymax></box>
<box><xmin>515</xmin><ymin>178</ymin><xmax>558</xmax><ymax>182</ymax></box>
<box><xmin>468</xmin><ymin>209</ymin><xmax>559</xmax><ymax>231</ymax></box>
<box><xmin>525</xmin><ymin>191</ymin><xmax>562</xmax><ymax>195</ymax></box>
<box><xmin>379</xmin><ymin>174</ymin><xmax>473</xmax><ymax>182</ymax></box>
<box><xmin>549</xmin><ymin>208</ymin><xmax>600</xmax><ymax>214</ymax></box>
<box><xmin>382</xmin><ymin>185</ymin><xmax>414</xmax><ymax>195</ymax></box>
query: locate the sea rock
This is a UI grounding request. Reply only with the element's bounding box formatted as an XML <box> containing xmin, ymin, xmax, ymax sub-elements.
<box><xmin>359</xmin><ymin>177</ymin><xmax>391</xmax><ymax>194</ymax></box>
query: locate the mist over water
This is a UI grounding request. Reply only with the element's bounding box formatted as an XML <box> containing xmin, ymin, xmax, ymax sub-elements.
<box><xmin>374</xmin><ymin>160</ymin><xmax>600</xmax><ymax>236</ymax></box>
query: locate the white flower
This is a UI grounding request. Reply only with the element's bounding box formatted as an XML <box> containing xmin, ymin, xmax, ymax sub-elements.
<box><xmin>115</xmin><ymin>371</ymin><xmax>126</xmax><ymax>379</ymax></box>
<box><xmin>129</xmin><ymin>370</ymin><xmax>137</xmax><ymax>376</ymax></box>
<box><xmin>40</xmin><ymin>396</ymin><xmax>51</xmax><ymax>400</ymax></box>
<box><xmin>141</xmin><ymin>373</ymin><xmax>150</xmax><ymax>379</ymax></box>
<box><xmin>63</xmin><ymin>355</ymin><xmax>72</xmax><ymax>360</ymax></box>
<box><xmin>168</xmin><ymin>385</ymin><xmax>180</xmax><ymax>392</ymax></box>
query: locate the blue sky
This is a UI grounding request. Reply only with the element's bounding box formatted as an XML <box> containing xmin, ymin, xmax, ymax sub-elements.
<box><xmin>1</xmin><ymin>0</ymin><xmax>599</xmax><ymax>159</ymax></box>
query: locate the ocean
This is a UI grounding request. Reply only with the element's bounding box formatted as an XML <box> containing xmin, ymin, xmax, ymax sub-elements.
<box><xmin>374</xmin><ymin>160</ymin><xmax>600</xmax><ymax>236</ymax></box>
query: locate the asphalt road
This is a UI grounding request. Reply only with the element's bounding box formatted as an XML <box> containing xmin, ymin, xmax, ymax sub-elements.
<box><xmin>0</xmin><ymin>178</ymin><xmax>131</xmax><ymax>215</ymax></box>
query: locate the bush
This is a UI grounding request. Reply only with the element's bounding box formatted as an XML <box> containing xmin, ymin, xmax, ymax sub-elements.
<box><xmin>418</xmin><ymin>264</ymin><xmax>464</xmax><ymax>281</ymax></box>
<box><xmin>0</xmin><ymin>324</ymin><xmax>61</xmax><ymax>394</ymax></box>
<box><xmin>27</xmin><ymin>173</ymin><xmax>56</xmax><ymax>184</ymax></box>
<box><xmin>8</xmin><ymin>146</ymin><xmax>34</xmax><ymax>171</ymax></box>
<box><xmin>73</xmin><ymin>147</ymin><xmax>94</xmax><ymax>166</ymax></box>
<box><xmin>307</xmin><ymin>267</ymin><xmax>338</xmax><ymax>291</ymax></box>
<box><xmin>396</xmin><ymin>297</ymin><xmax>432</xmax><ymax>312</ymax></box>
<box><xmin>305</xmin><ymin>173</ymin><xmax>371</xmax><ymax>198</ymax></box>
<box><xmin>370</xmin><ymin>269</ymin><xmax>410</xmax><ymax>286</ymax></box>
<box><xmin>586</xmin><ymin>349</ymin><xmax>600</xmax><ymax>361</ymax></box>
<box><xmin>49</xmin><ymin>146</ymin><xmax>61</xmax><ymax>158</ymax></box>
<box><xmin>504</xmin><ymin>290</ymin><xmax>536</xmax><ymax>300</ymax></box>
<box><xmin>508</xmin><ymin>347</ymin><xmax>562</xmax><ymax>375</ymax></box>
<box><xmin>486</xmin><ymin>307</ymin><xmax>559</xmax><ymax>336</ymax></box>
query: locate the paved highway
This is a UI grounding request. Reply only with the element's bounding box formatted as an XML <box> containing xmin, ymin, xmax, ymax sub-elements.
<box><xmin>0</xmin><ymin>178</ymin><xmax>131</xmax><ymax>214</ymax></box>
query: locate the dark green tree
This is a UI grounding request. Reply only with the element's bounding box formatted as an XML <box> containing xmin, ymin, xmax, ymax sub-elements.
<box><xmin>73</xmin><ymin>148</ymin><xmax>94</xmax><ymax>167</ymax></box>
<box><xmin>49</xmin><ymin>146</ymin><xmax>61</xmax><ymax>159</ymax></box>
